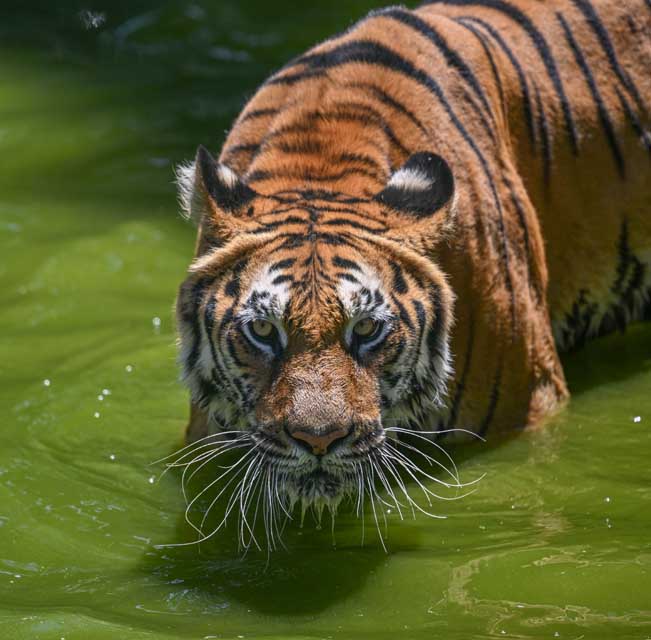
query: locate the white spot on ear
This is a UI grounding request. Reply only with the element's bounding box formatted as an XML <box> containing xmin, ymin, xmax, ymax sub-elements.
<box><xmin>217</xmin><ymin>164</ymin><xmax>239</xmax><ymax>189</ymax></box>
<box><xmin>175</xmin><ymin>160</ymin><xmax>241</xmax><ymax>224</ymax></box>
<box><xmin>387</xmin><ymin>168</ymin><xmax>432</xmax><ymax>191</ymax></box>
<box><xmin>175</xmin><ymin>161</ymin><xmax>196</xmax><ymax>221</ymax></box>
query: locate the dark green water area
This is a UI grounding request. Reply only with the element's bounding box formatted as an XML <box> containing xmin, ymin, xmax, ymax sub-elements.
<box><xmin>1</xmin><ymin>2</ymin><xmax>650</xmax><ymax>638</ymax></box>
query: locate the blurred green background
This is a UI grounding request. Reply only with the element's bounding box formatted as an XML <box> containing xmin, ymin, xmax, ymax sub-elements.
<box><xmin>1</xmin><ymin>2</ymin><xmax>650</xmax><ymax>639</ymax></box>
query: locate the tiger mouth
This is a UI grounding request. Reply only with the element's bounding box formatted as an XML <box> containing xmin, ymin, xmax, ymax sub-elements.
<box><xmin>161</xmin><ymin>425</ymin><xmax>467</xmax><ymax>553</ymax></box>
<box><xmin>285</xmin><ymin>467</ymin><xmax>348</xmax><ymax>502</ymax></box>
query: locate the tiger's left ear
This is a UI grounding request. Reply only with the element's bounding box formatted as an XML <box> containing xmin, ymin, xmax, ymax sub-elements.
<box><xmin>176</xmin><ymin>145</ymin><xmax>256</xmax><ymax>227</ymax></box>
<box><xmin>375</xmin><ymin>152</ymin><xmax>455</xmax><ymax>219</ymax></box>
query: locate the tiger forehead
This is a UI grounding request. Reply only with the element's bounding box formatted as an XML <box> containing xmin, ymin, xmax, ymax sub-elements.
<box><xmin>250</xmin><ymin>191</ymin><xmax>390</xmax><ymax>230</ymax></box>
<box><xmin>242</xmin><ymin>246</ymin><xmax>395</xmax><ymax>332</ymax></box>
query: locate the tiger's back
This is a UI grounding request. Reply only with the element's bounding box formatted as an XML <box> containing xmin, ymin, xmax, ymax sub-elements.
<box><xmin>181</xmin><ymin>0</ymin><xmax>651</xmax><ymax>443</ymax></box>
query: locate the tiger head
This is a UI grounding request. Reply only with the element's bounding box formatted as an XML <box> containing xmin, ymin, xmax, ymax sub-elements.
<box><xmin>175</xmin><ymin>146</ymin><xmax>456</xmax><ymax>508</ymax></box>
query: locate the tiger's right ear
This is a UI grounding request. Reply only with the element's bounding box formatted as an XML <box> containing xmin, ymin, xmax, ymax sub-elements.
<box><xmin>176</xmin><ymin>145</ymin><xmax>256</xmax><ymax>227</ymax></box>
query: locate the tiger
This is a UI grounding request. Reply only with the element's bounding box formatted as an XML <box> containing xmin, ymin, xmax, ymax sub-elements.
<box><xmin>174</xmin><ymin>0</ymin><xmax>651</xmax><ymax>528</ymax></box>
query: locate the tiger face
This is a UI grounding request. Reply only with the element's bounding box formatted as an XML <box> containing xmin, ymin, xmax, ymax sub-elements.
<box><xmin>176</xmin><ymin>146</ymin><xmax>456</xmax><ymax>508</ymax></box>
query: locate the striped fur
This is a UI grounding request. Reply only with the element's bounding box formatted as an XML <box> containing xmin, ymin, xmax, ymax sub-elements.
<box><xmin>175</xmin><ymin>0</ymin><xmax>651</xmax><ymax>506</ymax></box>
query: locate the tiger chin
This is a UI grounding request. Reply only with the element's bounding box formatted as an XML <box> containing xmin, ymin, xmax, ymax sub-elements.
<box><xmin>172</xmin><ymin>0</ymin><xmax>651</xmax><ymax>542</ymax></box>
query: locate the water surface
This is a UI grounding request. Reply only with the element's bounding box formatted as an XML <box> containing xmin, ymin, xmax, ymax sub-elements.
<box><xmin>1</xmin><ymin>2</ymin><xmax>650</xmax><ymax>638</ymax></box>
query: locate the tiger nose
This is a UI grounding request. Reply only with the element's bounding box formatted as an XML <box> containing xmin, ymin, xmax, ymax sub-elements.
<box><xmin>287</xmin><ymin>426</ymin><xmax>352</xmax><ymax>456</ymax></box>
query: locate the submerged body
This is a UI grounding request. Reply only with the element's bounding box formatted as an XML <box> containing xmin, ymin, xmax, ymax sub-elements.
<box><xmin>176</xmin><ymin>0</ymin><xmax>651</xmax><ymax>510</ymax></box>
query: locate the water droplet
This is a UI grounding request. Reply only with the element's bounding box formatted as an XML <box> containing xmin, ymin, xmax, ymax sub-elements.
<box><xmin>604</xmin><ymin>496</ymin><xmax>611</xmax><ymax>503</ymax></box>
<box><xmin>94</xmin><ymin>412</ymin><xmax>100</xmax><ymax>419</ymax></box>
<box><xmin>98</xmin><ymin>394</ymin><xmax>104</xmax><ymax>401</ymax></box>
<box><xmin>634</xmin><ymin>416</ymin><xmax>642</xmax><ymax>423</ymax></box>
<box><xmin>102</xmin><ymin>388</ymin><xmax>111</xmax><ymax>396</ymax></box>
<box><xmin>109</xmin><ymin>454</ymin><xmax>116</xmax><ymax>461</ymax></box>
<box><xmin>125</xmin><ymin>365</ymin><xmax>133</xmax><ymax>373</ymax></box>
<box><xmin>148</xmin><ymin>476</ymin><xmax>156</xmax><ymax>484</ymax></box>
<box><xmin>43</xmin><ymin>379</ymin><xmax>51</xmax><ymax>387</ymax></box>
<box><xmin>152</xmin><ymin>317</ymin><xmax>161</xmax><ymax>332</ymax></box>
<box><xmin>554</xmin><ymin>633</ymin><xmax>560</xmax><ymax>638</ymax></box>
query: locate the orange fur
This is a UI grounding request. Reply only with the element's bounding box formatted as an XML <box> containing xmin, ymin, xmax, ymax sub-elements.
<box><xmin>177</xmin><ymin>0</ymin><xmax>651</xmax><ymax>449</ymax></box>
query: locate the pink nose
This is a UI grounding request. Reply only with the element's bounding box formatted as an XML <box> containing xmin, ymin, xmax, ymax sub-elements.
<box><xmin>287</xmin><ymin>426</ymin><xmax>352</xmax><ymax>455</ymax></box>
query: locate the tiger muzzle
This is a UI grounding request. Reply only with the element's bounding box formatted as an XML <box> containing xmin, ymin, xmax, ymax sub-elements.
<box><xmin>285</xmin><ymin>423</ymin><xmax>353</xmax><ymax>456</ymax></box>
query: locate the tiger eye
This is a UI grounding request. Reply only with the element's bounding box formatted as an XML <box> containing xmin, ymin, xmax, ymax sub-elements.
<box><xmin>251</xmin><ymin>319</ymin><xmax>274</xmax><ymax>339</ymax></box>
<box><xmin>353</xmin><ymin>318</ymin><xmax>377</xmax><ymax>338</ymax></box>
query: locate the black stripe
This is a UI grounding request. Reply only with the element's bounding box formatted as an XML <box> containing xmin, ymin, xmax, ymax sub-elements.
<box><xmin>336</xmin><ymin>152</ymin><xmax>385</xmax><ymax>172</ymax></box>
<box><xmin>426</xmin><ymin>0</ymin><xmax>579</xmax><ymax>154</ymax></box>
<box><xmin>391</xmin><ymin>293</ymin><xmax>414</xmax><ymax>331</ymax></box>
<box><xmin>294</xmin><ymin>38</ymin><xmax>515</xmax><ymax>319</ymax></box>
<box><xmin>269</xmin><ymin>258</ymin><xmax>296</xmax><ymax>271</ymax></box>
<box><xmin>269</xmin><ymin>189</ymin><xmax>368</xmax><ymax>205</ymax></box>
<box><xmin>332</xmin><ymin>255</ymin><xmax>362</xmax><ymax>271</ymax></box>
<box><xmin>239</xmin><ymin>107</ymin><xmax>278</xmax><ymax>123</ymax></box>
<box><xmin>557</xmin><ymin>12</ymin><xmax>625</xmax><ymax>178</ymax></box>
<box><xmin>328</xmin><ymin>103</ymin><xmax>411</xmax><ymax>156</ymax></box>
<box><xmin>504</xmin><ymin>177</ymin><xmax>537</xmax><ymax>301</ymax></box>
<box><xmin>442</xmin><ymin>313</ymin><xmax>474</xmax><ymax>432</ymax></box>
<box><xmin>413</xmin><ymin>299</ymin><xmax>427</xmax><ymax>359</ymax></box>
<box><xmin>257</xmin><ymin>105</ymin><xmax>409</xmax><ymax>158</ymax></box>
<box><xmin>338</xmin><ymin>272</ymin><xmax>360</xmax><ymax>284</ymax></box>
<box><xmin>571</xmin><ymin>0</ymin><xmax>646</xmax><ymax>112</ymax></box>
<box><xmin>252</xmin><ymin>215</ymin><xmax>308</xmax><ymax>232</ymax></box>
<box><xmin>223</xmin><ymin>142</ymin><xmax>259</xmax><ymax>158</ymax></box>
<box><xmin>459</xmin><ymin>87</ymin><xmax>498</xmax><ymax>145</ymax></box>
<box><xmin>383</xmin><ymin>337</ymin><xmax>407</xmax><ymax>371</ymax></box>
<box><xmin>226</xmin><ymin>334</ymin><xmax>246</xmax><ymax>368</ymax></box>
<box><xmin>425</xmin><ymin>284</ymin><xmax>444</xmax><ymax>359</ymax></box>
<box><xmin>181</xmin><ymin>277</ymin><xmax>212</xmax><ymax>373</ymax></box>
<box><xmin>613</xmin><ymin>84</ymin><xmax>651</xmax><ymax>155</ymax></box>
<box><xmin>268</xmin><ymin>68</ymin><xmax>326</xmax><ymax>86</ymax></box>
<box><xmin>478</xmin><ymin>359</ymin><xmax>502</xmax><ymax>436</ymax></box>
<box><xmin>532</xmin><ymin>83</ymin><xmax>552</xmax><ymax>186</ymax></box>
<box><xmin>456</xmin><ymin>16</ymin><xmax>536</xmax><ymax>151</ymax></box>
<box><xmin>248</xmin><ymin>164</ymin><xmax>382</xmax><ymax>184</ymax></box>
<box><xmin>267</xmin><ymin>202</ymin><xmax>379</xmax><ymax>219</ymax></box>
<box><xmin>271</xmin><ymin>274</ymin><xmax>294</xmax><ymax>285</ymax></box>
<box><xmin>321</xmin><ymin>217</ymin><xmax>387</xmax><ymax>233</ymax></box>
<box><xmin>268</xmin><ymin>231</ymin><xmax>363</xmax><ymax>252</ymax></box>
<box><xmin>224</xmin><ymin>259</ymin><xmax>249</xmax><ymax>298</ymax></box>
<box><xmin>214</xmin><ymin>305</ymin><xmax>251</xmax><ymax>404</ymax></box>
<box><xmin>382</xmin><ymin>8</ymin><xmax>498</xmax><ymax>133</ymax></box>
<box><xmin>344</xmin><ymin>80</ymin><xmax>430</xmax><ymax>134</ymax></box>
<box><xmin>204</xmin><ymin>299</ymin><xmax>242</xmax><ymax>405</ymax></box>
<box><xmin>452</xmin><ymin>17</ymin><xmax>505</xmax><ymax>112</ymax></box>
<box><xmin>389</xmin><ymin>261</ymin><xmax>409</xmax><ymax>294</ymax></box>
<box><xmin>277</xmin><ymin>139</ymin><xmax>325</xmax><ymax>154</ymax></box>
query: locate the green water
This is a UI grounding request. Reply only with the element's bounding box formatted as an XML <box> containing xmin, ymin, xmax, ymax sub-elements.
<box><xmin>1</xmin><ymin>2</ymin><xmax>650</xmax><ymax>638</ymax></box>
